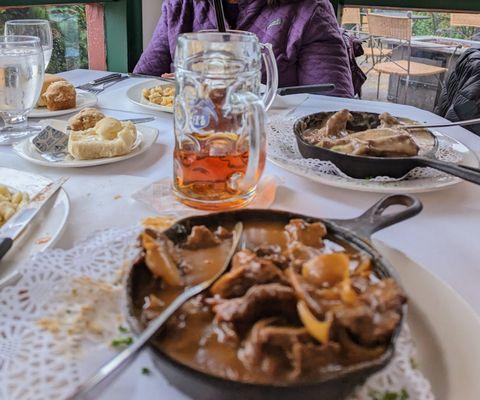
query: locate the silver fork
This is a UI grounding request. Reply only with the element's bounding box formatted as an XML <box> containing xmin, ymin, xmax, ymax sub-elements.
<box><xmin>79</xmin><ymin>76</ymin><xmax>129</xmax><ymax>95</ymax></box>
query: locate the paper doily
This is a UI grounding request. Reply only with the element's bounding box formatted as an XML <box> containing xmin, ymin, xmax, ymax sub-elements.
<box><xmin>0</xmin><ymin>227</ymin><xmax>433</xmax><ymax>400</ymax></box>
<box><xmin>267</xmin><ymin>111</ymin><xmax>477</xmax><ymax>193</ymax></box>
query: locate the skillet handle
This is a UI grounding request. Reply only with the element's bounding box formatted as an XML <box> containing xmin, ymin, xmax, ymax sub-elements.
<box><xmin>330</xmin><ymin>195</ymin><xmax>422</xmax><ymax>238</ymax></box>
<box><xmin>415</xmin><ymin>157</ymin><xmax>480</xmax><ymax>185</ymax></box>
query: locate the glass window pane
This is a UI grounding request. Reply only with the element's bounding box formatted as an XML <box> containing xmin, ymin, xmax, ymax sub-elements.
<box><xmin>0</xmin><ymin>4</ymin><xmax>106</xmax><ymax>73</ymax></box>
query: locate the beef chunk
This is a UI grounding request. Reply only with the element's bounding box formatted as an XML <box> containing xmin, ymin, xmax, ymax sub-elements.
<box><xmin>215</xmin><ymin>226</ymin><xmax>233</xmax><ymax>239</ymax></box>
<box><xmin>285</xmin><ymin>219</ymin><xmax>327</xmax><ymax>248</ymax></box>
<box><xmin>254</xmin><ymin>245</ymin><xmax>290</xmax><ymax>270</ymax></box>
<box><xmin>212</xmin><ymin>284</ymin><xmax>297</xmax><ymax>331</ymax></box>
<box><xmin>211</xmin><ymin>250</ymin><xmax>287</xmax><ymax>298</ymax></box>
<box><xmin>362</xmin><ymin>278</ymin><xmax>406</xmax><ymax>311</ymax></box>
<box><xmin>239</xmin><ymin>318</ymin><xmax>340</xmax><ymax>380</ymax></box>
<box><xmin>286</xmin><ymin>268</ymin><xmax>342</xmax><ymax>318</ymax></box>
<box><xmin>184</xmin><ymin>226</ymin><xmax>220</xmax><ymax>249</ymax></box>
<box><xmin>231</xmin><ymin>249</ymin><xmax>257</xmax><ymax>270</ymax></box>
<box><xmin>284</xmin><ymin>241</ymin><xmax>322</xmax><ymax>271</ymax></box>
<box><xmin>333</xmin><ymin>279</ymin><xmax>406</xmax><ymax>345</ymax></box>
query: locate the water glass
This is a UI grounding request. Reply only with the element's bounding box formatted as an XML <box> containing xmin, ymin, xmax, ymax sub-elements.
<box><xmin>5</xmin><ymin>19</ymin><xmax>53</xmax><ymax>70</ymax></box>
<box><xmin>0</xmin><ymin>36</ymin><xmax>45</xmax><ymax>145</ymax></box>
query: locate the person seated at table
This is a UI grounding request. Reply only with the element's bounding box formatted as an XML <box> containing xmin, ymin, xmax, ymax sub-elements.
<box><xmin>134</xmin><ymin>0</ymin><xmax>356</xmax><ymax>98</ymax></box>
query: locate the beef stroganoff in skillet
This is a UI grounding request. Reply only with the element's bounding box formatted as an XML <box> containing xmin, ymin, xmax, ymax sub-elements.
<box><xmin>130</xmin><ymin>217</ymin><xmax>406</xmax><ymax>385</ymax></box>
<box><xmin>300</xmin><ymin>110</ymin><xmax>430</xmax><ymax>158</ymax></box>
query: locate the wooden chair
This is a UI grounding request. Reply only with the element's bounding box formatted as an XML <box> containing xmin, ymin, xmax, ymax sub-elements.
<box><xmin>450</xmin><ymin>13</ymin><xmax>480</xmax><ymax>39</ymax></box>
<box><xmin>342</xmin><ymin>7</ymin><xmax>361</xmax><ymax>25</ymax></box>
<box><xmin>341</xmin><ymin>7</ymin><xmax>363</xmax><ymax>36</ymax></box>
<box><xmin>367</xmin><ymin>13</ymin><xmax>447</xmax><ymax>103</ymax></box>
<box><xmin>450</xmin><ymin>13</ymin><xmax>480</xmax><ymax>29</ymax></box>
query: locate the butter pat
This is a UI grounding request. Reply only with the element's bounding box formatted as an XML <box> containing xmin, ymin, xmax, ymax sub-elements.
<box><xmin>68</xmin><ymin>117</ymin><xmax>137</xmax><ymax>160</ymax></box>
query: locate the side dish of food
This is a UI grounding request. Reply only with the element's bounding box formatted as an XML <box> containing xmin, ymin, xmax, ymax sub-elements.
<box><xmin>301</xmin><ymin>110</ymin><xmax>420</xmax><ymax>157</ymax></box>
<box><xmin>0</xmin><ymin>185</ymin><xmax>29</xmax><ymax>227</ymax></box>
<box><xmin>131</xmin><ymin>218</ymin><xmax>406</xmax><ymax>385</ymax></box>
<box><xmin>142</xmin><ymin>85</ymin><xmax>175</xmax><ymax>107</ymax></box>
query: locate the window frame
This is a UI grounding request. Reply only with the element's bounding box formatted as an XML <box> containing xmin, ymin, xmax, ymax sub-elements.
<box><xmin>0</xmin><ymin>0</ymin><xmax>142</xmax><ymax>72</ymax></box>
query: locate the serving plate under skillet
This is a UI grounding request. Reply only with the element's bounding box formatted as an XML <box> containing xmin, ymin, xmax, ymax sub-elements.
<box><xmin>293</xmin><ymin>111</ymin><xmax>480</xmax><ymax>185</ymax></box>
<box><xmin>126</xmin><ymin>194</ymin><xmax>422</xmax><ymax>400</ymax></box>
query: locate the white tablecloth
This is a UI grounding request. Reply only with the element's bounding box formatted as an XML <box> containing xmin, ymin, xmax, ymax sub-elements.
<box><xmin>1</xmin><ymin>69</ymin><xmax>479</xmax><ymax>399</ymax></box>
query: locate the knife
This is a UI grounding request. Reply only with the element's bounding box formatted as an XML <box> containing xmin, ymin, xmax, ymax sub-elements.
<box><xmin>0</xmin><ymin>177</ymin><xmax>68</xmax><ymax>261</ymax></box>
<box><xmin>82</xmin><ymin>73</ymin><xmax>122</xmax><ymax>86</ymax></box>
<box><xmin>128</xmin><ymin>72</ymin><xmax>175</xmax><ymax>84</ymax></box>
<box><xmin>76</xmin><ymin>74</ymin><xmax>124</xmax><ymax>90</ymax></box>
<box><xmin>277</xmin><ymin>84</ymin><xmax>335</xmax><ymax>96</ymax></box>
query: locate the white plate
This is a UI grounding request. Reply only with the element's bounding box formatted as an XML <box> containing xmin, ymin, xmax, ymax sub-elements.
<box><xmin>268</xmin><ymin>116</ymin><xmax>480</xmax><ymax>193</ymax></box>
<box><xmin>12</xmin><ymin>123</ymin><xmax>159</xmax><ymax>168</ymax></box>
<box><xmin>126</xmin><ymin>79</ymin><xmax>174</xmax><ymax>113</ymax></box>
<box><xmin>0</xmin><ymin>168</ymin><xmax>69</xmax><ymax>279</ymax></box>
<box><xmin>29</xmin><ymin>90</ymin><xmax>98</xmax><ymax>118</ymax></box>
<box><xmin>374</xmin><ymin>240</ymin><xmax>480</xmax><ymax>399</ymax></box>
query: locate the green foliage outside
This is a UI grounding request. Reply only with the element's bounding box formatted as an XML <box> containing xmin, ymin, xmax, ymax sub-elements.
<box><xmin>0</xmin><ymin>5</ymin><xmax>88</xmax><ymax>73</ymax></box>
<box><xmin>412</xmin><ymin>11</ymin><xmax>478</xmax><ymax>39</ymax></box>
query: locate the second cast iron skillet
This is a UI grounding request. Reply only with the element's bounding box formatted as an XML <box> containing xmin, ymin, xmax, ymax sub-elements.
<box><xmin>293</xmin><ymin>111</ymin><xmax>480</xmax><ymax>184</ymax></box>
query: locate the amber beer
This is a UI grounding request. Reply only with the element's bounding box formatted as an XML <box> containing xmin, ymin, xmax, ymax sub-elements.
<box><xmin>174</xmin><ymin>132</ymin><xmax>257</xmax><ymax>210</ymax></box>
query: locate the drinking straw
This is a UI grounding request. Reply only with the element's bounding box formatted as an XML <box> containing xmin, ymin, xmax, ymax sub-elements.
<box><xmin>213</xmin><ymin>0</ymin><xmax>227</xmax><ymax>32</ymax></box>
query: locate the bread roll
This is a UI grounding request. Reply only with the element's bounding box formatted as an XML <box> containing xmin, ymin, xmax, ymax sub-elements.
<box><xmin>37</xmin><ymin>74</ymin><xmax>66</xmax><ymax>107</ymax></box>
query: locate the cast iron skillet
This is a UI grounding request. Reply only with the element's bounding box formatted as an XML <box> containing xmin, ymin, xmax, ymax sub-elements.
<box><xmin>125</xmin><ymin>194</ymin><xmax>422</xmax><ymax>400</ymax></box>
<box><xmin>293</xmin><ymin>111</ymin><xmax>480</xmax><ymax>184</ymax></box>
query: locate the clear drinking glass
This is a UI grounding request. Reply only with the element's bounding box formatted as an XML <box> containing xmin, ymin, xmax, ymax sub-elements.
<box><xmin>5</xmin><ymin>19</ymin><xmax>53</xmax><ymax>70</ymax></box>
<box><xmin>173</xmin><ymin>30</ymin><xmax>278</xmax><ymax>210</ymax></box>
<box><xmin>0</xmin><ymin>36</ymin><xmax>45</xmax><ymax>145</ymax></box>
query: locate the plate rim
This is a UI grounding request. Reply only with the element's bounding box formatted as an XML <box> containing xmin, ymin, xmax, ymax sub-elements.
<box><xmin>374</xmin><ymin>239</ymin><xmax>480</xmax><ymax>399</ymax></box>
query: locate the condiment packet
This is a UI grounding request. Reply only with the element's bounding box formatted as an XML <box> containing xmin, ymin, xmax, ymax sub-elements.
<box><xmin>32</xmin><ymin>125</ymin><xmax>70</xmax><ymax>162</ymax></box>
<box><xmin>132</xmin><ymin>176</ymin><xmax>280</xmax><ymax>218</ymax></box>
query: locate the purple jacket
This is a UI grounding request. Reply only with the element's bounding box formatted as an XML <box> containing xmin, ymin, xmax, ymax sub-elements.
<box><xmin>134</xmin><ymin>0</ymin><xmax>354</xmax><ymax>97</ymax></box>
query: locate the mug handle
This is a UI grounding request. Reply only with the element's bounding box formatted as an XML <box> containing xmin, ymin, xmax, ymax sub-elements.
<box><xmin>238</xmin><ymin>93</ymin><xmax>267</xmax><ymax>193</ymax></box>
<box><xmin>260</xmin><ymin>43</ymin><xmax>279</xmax><ymax>111</ymax></box>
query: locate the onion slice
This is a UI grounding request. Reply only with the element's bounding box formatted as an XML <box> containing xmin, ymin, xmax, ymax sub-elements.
<box><xmin>297</xmin><ymin>300</ymin><xmax>333</xmax><ymax>345</ymax></box>
<box><xmin>142</xmin><ymin>232</ymin><xmax>182</xmax><ymax>286</ymax></box>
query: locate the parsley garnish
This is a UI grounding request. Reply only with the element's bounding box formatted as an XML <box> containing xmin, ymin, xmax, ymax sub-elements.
<box><xmin>410</xmin><ymin>357</ymin><xmax>419</xmax><ymax>369</ymax></box>
<box><xmin>141</xmin><ymin>367</ymin><xmax>151</xmax><ymax>375</ymax></box>
<box><xmin>111</xmin><ymin>336</ymin><xmax>133</xmax><ymax>348</ymax></box>
<box><xmin>118</xmin><ymin>325</ymin><xmax>129</xmax><ymax>333</ymax></box>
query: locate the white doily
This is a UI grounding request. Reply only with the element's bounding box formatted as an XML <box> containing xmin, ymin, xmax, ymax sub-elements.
<box><xmin>267</xmin><ymin>110</ymin><xmax>471</xmax><ymax>192</ymax></box>
<box><xmin>0</xmin><ymin>227</ymin><xmax>434</xmax><ymax>400</ymax></box>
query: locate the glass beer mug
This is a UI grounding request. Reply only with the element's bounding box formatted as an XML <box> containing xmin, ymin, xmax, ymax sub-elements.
<box><xmin>173</xmin><ymin>31</ymin><xmax>278</xmax><ymax>210</ymax></box>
